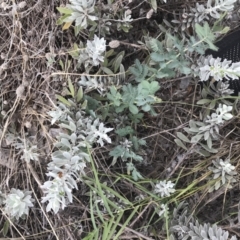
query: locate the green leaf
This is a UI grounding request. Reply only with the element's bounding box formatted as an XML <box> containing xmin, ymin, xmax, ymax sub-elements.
<box><xmin>132</xmin><ymin>168</ymin><xmax>143</xmax><ymax>181</ymax></box>
<box><xmin>129</xmin><ymin>60</ymin><xmax>148</xmax><ymax>82</ymax></box>
<box><xmin>56</xmin><ymin>94</ymin><xmax>71</xmax><ymax>107</ymax></box>
<box><xmin>176</xmin><ymin>132</ymin><xmax>190</xmax><ymax>143</ymax></box>
<box><xmin>151</xmin><ymin>0</ymin><xmax>157</xmax><ymax>12</ymax></box>
<box><xmin>138</xmin><ymin>80</ymin><xmax>160</xmax><ymax>95</ymax></box>
<box><xmin>77</xmin><ymin>86</ymin><xmax>83</xmax><ymax>102</ymax></box>
<box><xmin>68</xmin><ymin>78</ymin><xmax>75</xmax><ymax>97</ymax></box>
<box><xmin>3</xmin><ymin>220</ymin><xmax>9</xmax><ymax>236</ymax></box>
<box><xmin>122</xmin><ymin>84</ymin><xmax>138</xmax><ymax>105</ymax></box>
<box><xmin>82</xmin><ymin>99</ymin><xmax>88</xmax><ymax>109</ymax></box>
<box><xmin>174</xmin><ymin>139</ymin><xmax>188</xmax><ymax>150</ymax></box>
<box><xmin>116</xmin><ymin>126</ymin><xmax>134</xmax><ymax>137</ymax></box>
<box><xmin>116</xmin><ymin>105</ymin><xmax>125</xmax><ymax>113</ymax></box>
<box><xmin>129</xmin><ymin>104</ymin><xmax>138</xmax><ymax>114</ymax></box>
<box><xmin>61</xmin><ymin>138</ymin><xmax>71</xmax><ymax>149</ymax></box>
<box><xmin>207</xmin><ymin>136</ymin><xmax>212</xmax><ymax>149</ymax></box>
<box><xmin>151</xmin><ymin>52</ymin><xmax>165</xmax><ymax>62</ymax></box>
<box><xmin>101</xmin><ymin>67</ymin><xmax>114</xmax><ymax>75</ymax></box>
<box><xmin>209</xmin><ymin>100</ymin><xmax>216</xmax><ymax>109</ymax></box>
<box><xmin>197</xmin><ymin>99</ymin><xmax>213</xmax><ymax>105</ymax></box>
<box><xmin>56</xmin><ymin>14</ymin><xmax>71</xmax><ymax>26</ymax></box>
<box><xmin>114</xmin><ymin>55</ymin><xmax>123</xmax><ymax>73</ymax></box>
<box><xmin>107</xmin><ymin>87</ymin><xmax>122</xmax><ymax>106</ymax></box>
<box><xmin>57</xmin><ymin>7</ymin><xmax>72</xmax><ymax>14</ymax></box>
<box><xmin>219</xmin><ymin>26</ymin><xmax>230</xmax><ymax>34</ymax></box>
<box><xmin>199</xmin><ymin>143</ymin><xmax>218</xmax><ymax>153</ymax></box>
<box><xmin>191</xmin><ymin>134</ymin><xmax>203</xmax><ymax>143</ymax></box>
<box><xmin>138</xmin><ymin>138</ymin><xmax>146</xmax><ymax>146</ymax></box>
<box><xmin>155</xmin><ymin>71</ymin><xmax>169</xmax><ymax>78</ymax></box>
<box><xmin>189</xmin><ymin>120</ymin><xmax>197</xmax><ymax>129</ymax></box>
<box><xmin>141</xmin><ymin>104</ymin><xmax>151</xmax><ymax>112</ymax></box>
<box><xmin>83</xmin><ymin>96</ymin><xmax>98</xmax><ymax>110</ymax></box>
<box><xmin>194</xmin><ymin>149</ymin><xmax>211</xmax><ymax>157</ymax></box>
<box><xmin>212</xmin><ymin>12</ymin><xmax>228</xmax><ymax>33</ymax></box>
<box><xmin>105</xmin><ymin>49</ymin><xmax>115</xmax><ymax>58</ymax></box>
<box><xmin>129</xmin><ymin>112</ymin><xmax>143</xmax><ymax>123</ymax></box>
<box><xmin>195</xmin><ymin>22</ymin><xmax>217</xmax><ymax>51</ymax></box>
<box><xmin>69</xmin><ymin>43</ymin><xmax>80</xmax><ymax>58</ymax></box>
<box><xmin>109</xmin><ymin>145</ymin><xmax>125</xmax><ymax>158</ymax></box>
<box><xmin>148</xmin><ymin>38</ymin><xmax>162</xmax><ymax>52</ymax></box>
<box><xmin>128</xmin><ymin>151</ymin><xmax>143</xmax><ymax>161</ymax></box>
<box><xmin>126</xmin><ymin>162</ymin><xmax>143</xmax><ymax>181</ymax></box>
<box><xmin>66</xmin><ymin>98</ymin><xmax>76</xmax><ymax>107</ymax></box>
<box><xmin>133</xmin><ymin>136</ymin><xmax>142</xmax><ymax>151</ymax></box>
<box><xmin>74</xmin><ymin>25</ymin><xmax>82</xmax><ymax>36</ymax></box>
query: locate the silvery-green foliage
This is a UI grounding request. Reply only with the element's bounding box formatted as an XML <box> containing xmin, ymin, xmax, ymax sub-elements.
<box><xmin>48</xmin><ymin>102</ymin><xmax>71</xmax><ymax>125</ymax></box>
<box><xmin>78</xmin><ymin>75</ymin><xmax>107</xmax><ymax>95</ymax></box>
<box><xmin>110</xmin><ymin>134</ymin><xmax>145</xmax><ymax>180</ymax></box>
<box><xmin>206</xmin><ymin>0</ymin><xmax>236</xmax><ymax>19</ymax></box>
<box><xmin>110</xmin><ymin>138</ymin><xmax>142</xmax><ymax>163</ymax></box>
<box><xmin>172</xmin><ymin>4</ymin><xmax>209</xmax><ymax>31</ymax></box>
<box><xmin>126</xmin><ymin>162</ymin><xmax>143</xmax><ymax>181</ymax></box>
<box><xmin>204</xmin><ymin>104</ymin><xmax>233</xmax><ymax>126</ymax></box>
<box><xmin>170</xmin><ymin>202</ymin><xmax>237</xmax><ymax>240</ymax></box>
<box><xmin>196</xmin><ymin>81</ymin><xmax>234</xmax><ymax>122</ymax></box>
<box><xmin>197</xmin><ymin>55</ymin><xmax>240</xmax><ymax>81</ymax></box>
<box><xmin>170</xmin><ymin>202</ymin><xmax>193</xmax><ymax>239</ymax></box>
<box><xmin>128</xmin><ymin>26</ymin><xmax>216</xmax><ymax>103</ymax></box>
<box><xmin>60</xmin><ymin>112</ymin><xmax>113</xmax><ymax>146</ymax></box>
<box><xmin>204</xmin><ymin>81</ymin><xmax>234</xmax><ymax>97</ymax></box>
<box><xmin>78</xmin><ymin>75</ymin><xmax>121</xmax><ymax>95</ymax></box>
<box><xmin>187</xmin><ymin>220</ymin><xmax>237</xmax><ymax>240</ymax></box>
<box><xmin>42</xmin><ymin>82</ymin><xmax>113</xmax><ymax>213</ymax></box>
<box><xmin>4</xmin><ymin>188</ymin><xmax>34</xmax><ymax>220</ymax></box>
<box><xmin>117</xmin><ymin>10</ymin><xmax>133</xmax><ymax>33</ymax></box>
<box><xmin>172</xmin><ymin>0</ymin><xmax>236</xmax><ymax>30</ymax></box>
<box><xmin>41</xmin><ymin>173</ymin><xmax>78</xmax><ymax>213</ymax></box>
<box><xmin>21</xmin><ymin>145</ymin><xmax>39</xmax><ymax>162</ymax></box>
<box><xmin>86</xmin><ymin>35</ymin><xmax>106</xmax><ymax>66</ymax></box>
<box><xmin>101</xmin><ymin>13</ymin><xmax>112</xmax><ymax>36</ymax></box>
<box><xmin>120</xmin><ymin>138</ymin><xmax>133</xmax><ymax>150</ymax></box>
<box><xmin>9</xmin><ymin>136</ymin><xmax>39</xmax><ymax>163</ymax></box>
<box><xmin>154</xmin><ymin>180</ymin><xmax>176</xmax><ymax>198</ymax></box>
<box><xmin>182</xmin><ymin>104</ymin><xmax>233</xmax><ymax>150</ymax></box>
<box><xmin>42</xmin><ymin>112</ymin><xmax>113</xmax><ymax>213</ymax></box>
<box><xmin>215</xmin><ymin>81</ymin><xmax>234</xmax><ymax>96</ymax></box>
<box><xmin>148</xmin><ymin>36</ymin><xmax>193</xmax><ymax>78</ymax></box>
<box><xmin>146</xmin><ymin>23</ymin><xmax>216</xmax><ymax>80</ymax></box>
<box><xmin>208</xmin><ymin>158</ymin><xmax>237</xmax><ymax>192</ymax></box>
<box><xmin>107</xmin><ymin>81</ymin><xmax>161</xmax><ymax>115</ymax></box>
<box><xmin>64</xmin><ymin>0</ymin><xmax>98</xmax><ymax>29</ymax></box>
<box><xmin>86</xmin><ymin>118</ymin><xmax>113</xmax><ymax>146</ymax></box>
<box><xmin>78</xmin><ymin>35</ymin><xmax>106</xmax><ymax>68</ymax></box>
<box><xmin>156</xmin><ymin>203</ymin><xmax>169</xmax><ymax>217</ymax></box>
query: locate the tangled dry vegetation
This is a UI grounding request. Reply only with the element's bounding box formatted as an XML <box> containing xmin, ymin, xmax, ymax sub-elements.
<box><xmin>1</xmin><ymin>0</ymin><xmax>240</xmax><ymax>239</ymax></box>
